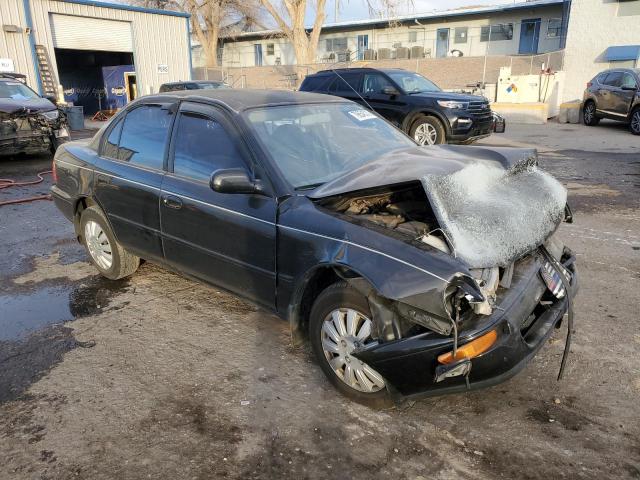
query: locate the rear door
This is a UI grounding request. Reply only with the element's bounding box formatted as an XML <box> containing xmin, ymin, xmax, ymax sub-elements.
<box><xmin>598</xmin><ymin>71</ymin><xmax>623</xmax><ymax>114</ymax></box>
<box><xmin>94</xmin><ymin>103</ymin><xmax>174</xmax><ymax>262</ymax></box>
<box><xmin>160</xmin><ymin>102</ymin><xmax>277</xmax><ymax>308</ymax></box>
<box><xmin>325</xmin><ymin>72</ymin><xmax>362</xmax><ymax>102</ymax></box>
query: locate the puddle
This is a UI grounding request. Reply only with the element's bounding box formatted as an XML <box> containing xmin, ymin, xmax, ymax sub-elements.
<box><xmin>0</xmin><ymin>276</ymin><xmax>129</xmax><ymax>342</ymax></box>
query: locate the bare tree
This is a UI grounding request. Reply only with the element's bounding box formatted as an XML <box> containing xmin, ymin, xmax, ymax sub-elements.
<box><xmin>132</xmin><ymin>0</ymin><xmax>264</xmax><ymax>67</ymax></box>
<box><xmin>257</xmin><ymin>0</ymin><xmax>408</xmax><ymax>66</ymax></box>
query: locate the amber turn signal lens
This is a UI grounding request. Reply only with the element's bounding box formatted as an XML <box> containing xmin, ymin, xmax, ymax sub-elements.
<box><xmin>437</xmin><ymin>330</ymin><xmax>498</xmax><ymax>364</ymax></box>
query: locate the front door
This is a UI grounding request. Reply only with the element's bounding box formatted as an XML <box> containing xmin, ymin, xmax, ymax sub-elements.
<box><xmin>160</xmin><ymin>102</ymin><xmax>277</xmax><ymax>308</ymax></box>
<box><xmin>611</xmin><ymin>71</ymin><xmax>638</xmax><ymax>115</ymax></box>
<box><xmin>357</xmin><ymin>35</ymin><xmax>369</xmax><ymax>60</ymax></box>
<box><xmin>254</xmin><ymin>44</ymin><xmax>263</xmax><ymax>66</ymax></box>
<box><xmin>360</xmin><ymin>72</ymin><xmax>406</xmax><ymax>127</ymax></box>
<box><xmin>436</xmin><ymin>28</ymin><xmax>449</xmax><ymax>58</ymax></box>
<box><xmin>93</xmin><ymin>103</ymin><xmax>173</xmax><ymax>262</ymax></box>
<box><xmin>519</xmin><ymin>19</ymin><xmax>540</xmax><ymax>54</ymax></box>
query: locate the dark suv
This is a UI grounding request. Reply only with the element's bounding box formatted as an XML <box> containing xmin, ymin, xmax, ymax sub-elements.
<box><xmin>583</xmin><ymin>68</ymin><xmax>640</xmax><ymax>135</ymax></box>
<box><xmin>300</xmin><ymin>67</ymin><xmax>496</xmax><ymax>145</ymax></box>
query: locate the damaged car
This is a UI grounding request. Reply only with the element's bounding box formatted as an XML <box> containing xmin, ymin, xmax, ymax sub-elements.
<box><xmin>51</xmin><ymin>90</ymin><xmax>577</xmax><ymax>404</ymax></box>
<box><xmin>0</xmin><ymin>73</ymin><xmax>69</xmax><ymax>156</ymax></box>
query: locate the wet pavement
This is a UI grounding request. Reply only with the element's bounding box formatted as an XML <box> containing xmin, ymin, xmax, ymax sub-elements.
<box><xmin>0</xmin><ymin>122</ymin><xmax>639</xmax><ymax>479</ymax></box>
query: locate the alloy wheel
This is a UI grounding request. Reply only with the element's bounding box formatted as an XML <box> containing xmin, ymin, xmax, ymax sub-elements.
<box><xmin>84</xmin><ymin>220</ymin><xmax>113</xmax><ymax>270</ymax></box>
<box><xmin>631</xmin><ymin>110</ymin><xmax>640</xmax><ymax>134</ymax></box>
<box><xmin>414</xmin><ymin>123</ymin><xmax>438</xmax><ymax>145</ymax></box>
<box><xmin>320</xmin><ymin>308</ymin><xmax>385</xmax><ymax>393</ymax></box>
<box><xmin>584</xmin><ymin>103</ymin><xmax>595</xmax><ymax>123</ymax></box>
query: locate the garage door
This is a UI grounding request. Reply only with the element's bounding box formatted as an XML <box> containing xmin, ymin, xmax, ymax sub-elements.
<box><xmin>50</xmin><ymin>14</ymin><xmax>133</xmax><ymax>52</ymax></box>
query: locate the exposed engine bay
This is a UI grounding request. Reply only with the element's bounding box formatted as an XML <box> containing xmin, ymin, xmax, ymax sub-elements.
<box><xmin>0</xmin><ymin>108</ymin><xmax>68</xmax><ymax>156</ymax></box>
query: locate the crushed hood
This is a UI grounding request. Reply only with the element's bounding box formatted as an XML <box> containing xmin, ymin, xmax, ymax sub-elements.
<box><xmin>310</xmin><ymin>145</ymin><xmax>567</xmax><ymax>269</ymax></box>
<box><xmin>0</xmin><ymin>97</ymin><xmax>56</xmax><ymax>115</ymax></box>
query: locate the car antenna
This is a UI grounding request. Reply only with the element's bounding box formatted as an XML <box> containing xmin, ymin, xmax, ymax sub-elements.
<box><xmin>329</xmin><ymin>65</ymin><xmax>375</xmax><ymax>112</ymax></box>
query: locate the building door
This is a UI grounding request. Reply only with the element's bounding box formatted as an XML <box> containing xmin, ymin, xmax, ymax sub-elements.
<box><xmin>254</xmin><ymin>44</ymin><xmax>263</xmax><ymax>66</ymax></box>
<box><xmin>436</xmin><ymin>28</ymin><xmax>449</xmax><ymax>58</ymax></box>
<box><xmin>357</xmin><ymin>35</ymin><xmax>369</xmax><ymax>60</ymax></box>
<box><xmin>519</xmin><ymin>19</ymin><xmax>541</xmax><ymax>54</ymax></box>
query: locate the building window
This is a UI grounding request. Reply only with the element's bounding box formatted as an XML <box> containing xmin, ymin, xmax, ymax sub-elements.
<box><xmin>547</xmin><ymin>18</ymin><xmax>562</xmax><ymax>38</ymax></box>
<box><xmin>480</xmin><ymin>23</ymin><xmax>514</xmax><ymax>42</ymax></box>
<box><xmin>266</xmin><ymin>43</ymin><xmax>275</xmax><ymax>56</ymax></box>
<box><xmin>618</xmin><ymin>0</ymin><xmax>640</xmax><ymax>16</ymax></box>
<box><xmin>325</xmin><ymin>37</ymin><xmax>348</xmax><ymax>52</ymax></box>
<box><xmin>408</xmin><ymin>31</ymin><xmax>417</xmax><ymax>43</ymax></box>
<box><xmin>454</xmin><ymin>27</ymin><xmax>468</xmax><ymax>44</ymax></box>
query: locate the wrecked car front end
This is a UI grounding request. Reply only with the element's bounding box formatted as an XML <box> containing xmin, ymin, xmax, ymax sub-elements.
<box><xmin>280</xmin><ymin>145</ymin><xmax>577</xmax><ymax>399</ymax></box>
<box><xmin>0</xmin><ymin>108</ymin><xmax>69</xmax><ymax>156</ymax></box>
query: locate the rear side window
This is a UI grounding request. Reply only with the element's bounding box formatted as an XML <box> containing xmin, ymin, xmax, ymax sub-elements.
<box><xmin>300</xmin><ymin>75</ymin><xmax>329</xmax><ymax>92</ymax></box>
<box><xmin>102</xmin><ymin>117</ymin><xmax>123</xmax><ymax>159</ymax></box>
<box><xmin>603</xmin><ymin>72</ymin><xmax>623</xmax><ymax>87</ymax></box>
<box><xmin>327</xmin><ymin>73</ymin><xmax>361</xmax><ymax>94</ymax></box>
<box><xmin>172</xmin><ymin>112</ymin><xmax>245</xmax><ymax>182</ymax></box>
<box><xmin>117</xmin><ymin>105</ymin><xmax>172</xmax><ymax>169</ymax></box>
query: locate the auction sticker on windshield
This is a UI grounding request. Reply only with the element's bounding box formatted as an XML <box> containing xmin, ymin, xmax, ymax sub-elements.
<box><xmin>348</xmin><ymin>109</ymin><xmax>377</xmax><ymax>121</ymax></box>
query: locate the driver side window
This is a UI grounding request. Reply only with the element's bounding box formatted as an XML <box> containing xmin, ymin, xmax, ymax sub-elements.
<box><xmin>362</xmin><ymin>73</ymin><xmax>393</xmax><ymax>94</ymax></box>
<box><xmin>171</xmin><ymin>112</ymin><xmax>245</xmax><ymax>182</ymax></box>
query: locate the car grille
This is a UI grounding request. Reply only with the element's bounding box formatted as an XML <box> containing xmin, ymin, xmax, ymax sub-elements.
<box><xmin>467</xmin><ymin>100</ymin><xmax>490</xmax><ymax>114</ymax></box>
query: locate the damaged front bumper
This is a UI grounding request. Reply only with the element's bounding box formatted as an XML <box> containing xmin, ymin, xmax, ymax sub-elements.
<box><xmin>0</xmin><ymin>110</ymin><xmax>69</xmax><ymax>156</ymax></box>
<box><xmin>352</xmin><ymin>247</ymin><xmax>578</xmax><ymax>399</ymax></box>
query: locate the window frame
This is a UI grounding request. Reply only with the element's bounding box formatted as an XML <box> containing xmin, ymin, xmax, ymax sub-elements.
<box><xmin>454</xmin><ymin>27</ymin><xmax>468</xmax><ymax>44</ymax></box>
<box><xmin>266</xmin><ymin>43</ymin><xmax>275</xmax><ymax>56</ymax></box>
<box><xmin>408</xmin><ymin>31</ymin><xmax>418</xmax><ymax>43</ymax></box>
<box><xmin>167</xmin><ymin>102</ymin><xmax>255</xmax><ymax>185</ymax></box>
<box><xmin>546</xmin><ymin>18</ymin><xmax>562</xmax><ymax>38</ymax></box>
<box><xmin>480</xmin><ymin>23</ymin><xmax>514</xmax><ymax>42</ymax></box>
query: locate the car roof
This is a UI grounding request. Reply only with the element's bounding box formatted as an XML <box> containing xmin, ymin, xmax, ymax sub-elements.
<box><xmin>146</xmin><ymin>88</ymin><xmax>347</xmax><ymax>113</ymax></box>
<box><xmin>312</xmin><ymin>67</ymin><xmax>407</xmax><ymax>76</ymax></box>
<box><xmin>161</xmin><ymin>80</ymin><xmax>224</xmax><ymax>86</ymax></box>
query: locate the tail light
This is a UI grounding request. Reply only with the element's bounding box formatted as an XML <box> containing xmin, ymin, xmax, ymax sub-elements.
<box><xmin>586</xmin><ymin>82</ymin><xmax>592</xmax><ymax>88</ymax></box>
<box><xmin>52</xmin><ymin>159</ymin><xmax>57</xmax><ymax>184</ymax></box>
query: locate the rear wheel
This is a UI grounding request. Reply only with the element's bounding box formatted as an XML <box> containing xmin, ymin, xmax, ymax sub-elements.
<box><xmin>410</xmin><ymin>115</ymin><xmax>446</xmax><ymax>145</ymax></box>
<box><xmin>583</xmin><ymin>101</ymin><xmax>600</xmax><ymax>126</ymax></box>
<box><xmin>309</xmin><ymin>282</ymin><xmax>391</xmax><ymax>407</ymax></box>
<box><xmin>630</xmin><ymin>108</ymin><xmax>640</xmax><ymax>135</ymax></box>
<box><xmin>80</xmin><ymin>206</ymin><xmax>139</xmax><ymax>280</ymax></box>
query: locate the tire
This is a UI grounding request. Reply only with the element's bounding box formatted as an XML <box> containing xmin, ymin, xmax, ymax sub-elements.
<box><xmin>80</xmin><ymin>205</ymin><xmax>140</xmax><ymax>280</ymax></box>
<box><xmin>583</xmin><ymin>101</ymin><xmax>600</xmax><ymax>126</ymax></box>
<box><xmin>630</xmin><ymin>107</ymin><xmax>640</xmax><ymax>136</ymax></box>
<box><xmin>409</xmin><ymin>115</ymin><xmax>446</xmax><ymax>145</ymax></box>
<box><xmin>309</xmin><ymin>282</ymin><xmax>391</xmax><ymax>407</ymax></box>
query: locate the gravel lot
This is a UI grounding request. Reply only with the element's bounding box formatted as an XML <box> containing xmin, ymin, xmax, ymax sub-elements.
<box><xmin>1</xmin><ymin>120</ymin><xmax>639</xmax><ymax>480</ymax></box>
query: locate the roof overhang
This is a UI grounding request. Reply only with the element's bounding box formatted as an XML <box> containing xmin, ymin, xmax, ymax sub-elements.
<box><xmin>604</xmin><ymin>45</ymin><xmax>640</xmax><ymax>62</ymax></box>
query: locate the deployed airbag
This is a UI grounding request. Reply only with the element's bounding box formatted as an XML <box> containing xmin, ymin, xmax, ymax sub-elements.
<box><xmin>422</xmin><ymin>154</ymin><xmax>567</xmax><ymax>269</ymax></box>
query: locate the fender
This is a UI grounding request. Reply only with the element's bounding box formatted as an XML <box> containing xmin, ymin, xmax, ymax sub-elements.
<box><xmin>402</xmin><ymin>108</ymin><xmax>452</xmax><ymax>136</ymax></box>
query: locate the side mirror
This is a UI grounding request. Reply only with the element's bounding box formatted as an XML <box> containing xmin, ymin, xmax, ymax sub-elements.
<box><xmin>210</xmin><ymin>168</ymin><xmax>265</xmax><ymax>195</ymax></box>
<box><xmin>44</xmin><ymin>95</ymin><xmax>58</xmax><ymax>105</ymax></box>
<box><xmin>382</xmin><ymin>86</ymin><xmax>399</xmax><ymax>96</ymax></box>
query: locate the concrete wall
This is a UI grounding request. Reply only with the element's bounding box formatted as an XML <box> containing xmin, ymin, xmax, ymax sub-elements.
<box><xmin>562</xmin><ymin>0</ymin><xmax>640</xmax><ymax>101</ymax></box>
<box><xmin>219</xmin><ymin>4</ymin><xmax>564</xmax><ymax>68</ymax></box>
<box><xmin>0</xmin><ymin>0</ymin><xmax>191</xmax><ymax>96</ymax></box>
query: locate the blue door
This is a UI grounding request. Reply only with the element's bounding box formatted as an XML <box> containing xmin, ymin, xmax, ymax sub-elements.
<box><xmin>436</xmin><ymin>28</ymin><xmax>449</xmax><ymax>58</ymax></box>
<box><xmin>254</xmin><ymin>44</ymin><xmax>263</xmax><ymax>66</ymax></box>
<box><xmin>357</xmin><ymin>35</ymin><xmax>369</xmax><ymax>60</ymax></box>
<box><xmin>519</xmin><ymin>18</ymin><xmax>540</xmax><ymax>54</ymax></box>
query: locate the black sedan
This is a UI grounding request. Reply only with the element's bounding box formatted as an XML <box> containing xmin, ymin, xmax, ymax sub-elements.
<box><xmin>51</xmin><ymin>89</ymin><xmax>577</xmax><ymax>405</ymax></box>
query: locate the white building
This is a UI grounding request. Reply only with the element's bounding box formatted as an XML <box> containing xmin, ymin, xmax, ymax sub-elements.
<box><xmin>216</xmin><ymin>0</ymin><xmax>567</xmax><ymax>68</ymax></box>
<box><xmin>562</xmin><ymin>0</ymin><xmax>640</xmax><ymax>101</ymax></box>
<box><xmin>0</xmin><ymin>0</ymin><xmax>192</xmax><ymax>115</ymax></box>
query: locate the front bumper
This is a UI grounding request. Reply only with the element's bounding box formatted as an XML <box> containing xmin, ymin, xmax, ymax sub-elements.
<box><xmin>447</xmin><ymin>112</ymin><xmax>495</xmax><ymax>144</ymax></box>
<box><xmin>353</xmin><ymin>249</ymin><xmax>578</xmax><ymax>398</ymax></box>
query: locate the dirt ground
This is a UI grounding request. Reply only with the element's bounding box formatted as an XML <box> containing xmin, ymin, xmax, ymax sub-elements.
<box><xmin>1</xmin><ymin>121</ymin><xmax>639</xmax><ymax>480</ymax></box>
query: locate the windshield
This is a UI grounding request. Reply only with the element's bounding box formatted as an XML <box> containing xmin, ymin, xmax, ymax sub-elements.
<box><xmin>245</xmin><ymin>103</ymin><xmax>415</xmax><ymax>189</ymax></box>
<box><xmin>387</xmin><ymin>71</ymin><xmax>440</xmax><ymax>93</ymax></box>
<box><xmin>0</xmin><ymin>81</ymin><xmax>40</xmax><ymax>100</ymax></box>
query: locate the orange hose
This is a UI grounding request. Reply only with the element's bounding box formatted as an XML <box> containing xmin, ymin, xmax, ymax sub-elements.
<box><xmin>0</xmin><ymin>170</ymin><xmax>53</xmax><ymax>206</ymax></box>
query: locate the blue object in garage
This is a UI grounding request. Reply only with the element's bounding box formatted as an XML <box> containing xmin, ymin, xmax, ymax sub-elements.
<box><xmin>102</xmin><ymin>65</ymin><xmax>135</xmax><ymax>110</ymax></box>
<box><xmin>64</xmin><ymin>106</ymin><xmax>85</xmax><ymax>131</ymax></box>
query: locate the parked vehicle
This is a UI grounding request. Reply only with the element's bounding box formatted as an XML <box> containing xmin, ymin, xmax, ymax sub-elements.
<box><xmin>299</xmin><ymin>67</ymin><xmax>498</xmax><ymax>145</ymax></box>
<box><xmin>0</xmin><ymin>73</ymin><xmax>69</xmax><ymax>156</ymax></box>
<box><xmin>159</xmin><ymin>80</ymin><xmax>230</xmax><ymax>92</ymax></box>
<box><xmin>51</xmin><ymin>90</ymin><xmax>577</xmax><ymax>404</ymax></box>
<box><xmin>582</xmin><ymin>68</ymin><xmax>640</xmax><ymax>135</ymax></box>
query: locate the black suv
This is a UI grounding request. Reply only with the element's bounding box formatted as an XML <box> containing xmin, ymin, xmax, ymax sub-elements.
<box><xmin>583</xmin><ymin>68</ymin><xmax>640</xmax><ymax>135</ymax></box>
<box><xmin>300</xmin><ymin>67</ymin><xmax>496</xmax><ymax>145</ymax></box>
<box><xmin>0</xmin><ymin>73</ymin><xmax>69</xmax><ymax>156</ymax></box>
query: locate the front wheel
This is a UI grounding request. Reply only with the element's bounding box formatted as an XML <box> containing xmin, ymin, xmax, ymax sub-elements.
<box><xmin>410</xmin><ymin>115</ymin><xmax>446</xmax><ymax>145</ymax></box>
<box><xmin>583</xmin><ymin>101</ymin><xmax>600</xmax><ymax>126</ymax></box>
<box><xmin>80</xmin><ymin>205</ymin><xmax>140</xmax><ymax>280</ymax></box>
<box><xmin>630</xmin><ymin>108</ymin><xmax>640</xmax><ymax>135</ymax></box>
<box><xmin>309</xmin><ymin>282</ymin><xmax>391</xmax><ymax>407</ymax></box>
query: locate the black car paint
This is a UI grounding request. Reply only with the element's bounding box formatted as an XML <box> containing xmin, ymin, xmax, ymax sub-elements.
<box><xmin>51</xmin><ymin>89</ymin><xmax>575</xmax><ymax>398</ymax></box>
<box><xmin>299</xmin><ymin>68</ymin><xmax>494</xmax><ymax>144</ymax></box>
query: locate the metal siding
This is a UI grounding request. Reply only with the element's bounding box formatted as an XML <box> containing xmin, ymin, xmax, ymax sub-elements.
<box><xmin>50</xmin><ymin>14</ymin><xmax>133</xmax><ymax>51</ymax></box>
<box><xmin>0</xmin><ymin>0</ymin><xmax>39</xmax><ymax>89</ymax></box>
<box><xmin>28</xmin><ymin>0</ymin><xmax>190</xmax><ymax>96</ymax></box>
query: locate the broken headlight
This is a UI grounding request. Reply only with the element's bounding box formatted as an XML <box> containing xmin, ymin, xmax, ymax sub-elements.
<box><xmin>40</xmin><ymin>110</ymin><xmax>59</xmax><ymax>121</ymax></box>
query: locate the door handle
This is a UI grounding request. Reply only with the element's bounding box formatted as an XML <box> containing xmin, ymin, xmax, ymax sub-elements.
<box><xmin>162</xmin><ymin>195</ymin><xmax>182</xmax><ymax>210</ymax></box>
